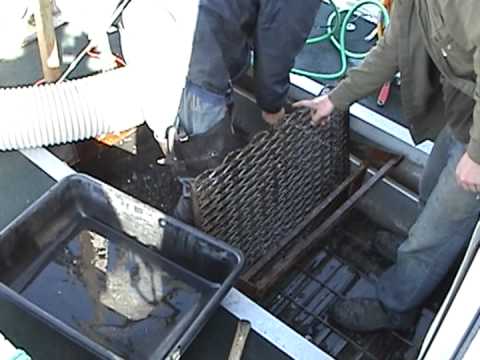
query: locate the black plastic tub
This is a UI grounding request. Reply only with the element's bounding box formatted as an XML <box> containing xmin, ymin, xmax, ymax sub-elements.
<box><xmin>0</xmin><ymin>174</ymin><xmax>244</xmax><ymax>360</ymax></box>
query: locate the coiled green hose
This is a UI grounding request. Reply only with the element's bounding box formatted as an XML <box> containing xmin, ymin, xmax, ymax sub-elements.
<box><xmin>291</xmin><ymin>0</ymin><xmax>390</xmax><ymax>80</ymax></box>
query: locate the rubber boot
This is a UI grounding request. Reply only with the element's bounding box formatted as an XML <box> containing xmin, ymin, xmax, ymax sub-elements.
<box><xmin>329</xmin><ymin>298</ymin><xmax>418</xmax><ymax>332</ymax></box>
<box><xmin>170</xmin><ymin>114</ymin><xmax>246</xmax><ymax>178</ymax></box>
<box><xmin>170</xmin><ymin>113</ymin><xmax>246</xmax><ymax>224</ymax></box>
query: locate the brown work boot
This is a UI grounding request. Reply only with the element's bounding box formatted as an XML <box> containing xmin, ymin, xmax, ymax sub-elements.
<box><xmin>329</xmin><ymin>298</ymin><xmax>417</xmax><ymax>332</ymax></box>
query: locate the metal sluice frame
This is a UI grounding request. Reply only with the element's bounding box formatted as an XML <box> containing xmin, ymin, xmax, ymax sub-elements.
<box><xmin>245</xmin><ymin>155</ymin><xmax>402</xmax><ymax>297</ymax></box>
<box><xmin>192</xmin><ymin>108</ymin><xmax>403</xmax><ymax>298</ymax></box>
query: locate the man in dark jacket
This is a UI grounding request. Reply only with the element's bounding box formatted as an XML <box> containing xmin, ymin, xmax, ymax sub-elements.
<box><xmin>295</xmin><ymin>0</ymin><xmax>480</xmax><ymax>332</ymax></box>
<box><xmin>169</xmin><ymin>0</ymin><xmax>321</xmax><ymax>222</ymax></box>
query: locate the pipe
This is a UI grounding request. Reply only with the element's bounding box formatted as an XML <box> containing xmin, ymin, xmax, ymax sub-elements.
<box><xmin>0</xmin><ymin>0</ymin><xmax>199</xmax><ymax>151</ymax></box>
<box><xmin>0</xmin><ymin>67</ymin><xmax>143</xmax><ymax>150</ymax></box>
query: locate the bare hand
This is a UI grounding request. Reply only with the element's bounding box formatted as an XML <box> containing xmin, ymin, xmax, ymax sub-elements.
<box><xmin>456</xmin><ymin>152</ymin><xmax>480</xmax><ymax>192</ymax></box>
<box><xmin>293</xmin><ymin>95</ymin><xmax>335</xmax><ymax>125</ymax></box>
<box><xmin>262</xmin><ymin>108</ymin><xmax>286</xmax><ymax>126</ymax></box>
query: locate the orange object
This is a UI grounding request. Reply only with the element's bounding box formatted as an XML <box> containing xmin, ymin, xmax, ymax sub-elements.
<box><xmin>96</xmin><ymin>128</ymin><xmax>137</xmax><ymax>147</ymax></box>
<box><xmin>377</xmin><ymin>0</ymin><xmax>393</xmax><ymax>38</ymax></box>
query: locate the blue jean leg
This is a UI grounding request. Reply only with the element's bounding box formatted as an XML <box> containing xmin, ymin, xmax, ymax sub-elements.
<box><xmin>176</xmin><ymin>81</ymin><xmax>231</xmax><ymax>136</ymax></box>
<box><xmin>377</xmin><ymin>130</ymin><xmax>480</xmax><ymax>313</ymax></box>
<box><xmin>418</xmin><ymin>127</ymin><xmax>455</xmax><ymax>206</ymax></box>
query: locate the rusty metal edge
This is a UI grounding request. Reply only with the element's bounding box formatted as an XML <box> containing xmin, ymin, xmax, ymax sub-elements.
<box><xmin>243</xmin><ymin>165</ymin><xmax>368</xmax><ymax>282</ymax></box>
<box><xmin>253</xmin><ymin>155</ymin><xmax>403</xmax><ymax>296</ymax></box>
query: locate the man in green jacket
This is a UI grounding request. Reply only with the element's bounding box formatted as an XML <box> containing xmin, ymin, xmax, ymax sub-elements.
<box><xmin>295</xmin><ymin>0</ymin><xmax>480</xmax><ymax>332</ymax></box>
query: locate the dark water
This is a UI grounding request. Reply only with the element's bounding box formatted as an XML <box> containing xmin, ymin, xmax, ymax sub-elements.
<box><xmin>21</xmin><ymin>227</ymin><xmax>209</xmax><ymax>359</ymax></box>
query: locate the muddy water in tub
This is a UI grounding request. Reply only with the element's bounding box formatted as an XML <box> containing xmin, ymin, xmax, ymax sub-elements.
<box><xmin>21</xmin><ymin>228</ymin><xmax>207</xmax><ymax>359</ymax></box>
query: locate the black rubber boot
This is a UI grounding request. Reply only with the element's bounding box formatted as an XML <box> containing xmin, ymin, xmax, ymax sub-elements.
<box><xmin>170</xmin><ymin>115</ymin><xmax>247</xmax><ymax>178</ymax></box>
<box><xmin>373</xmin><ymin>230</ymin><xmax>404</xmax><ymax>262</ymax></box>
<box><xmin>329</xmin><ymin>298</ymin><xmax>418</xmax><ymax>332</ymax></box>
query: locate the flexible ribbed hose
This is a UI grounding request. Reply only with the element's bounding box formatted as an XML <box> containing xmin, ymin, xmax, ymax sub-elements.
<box><xmin>0</xmin><ymin>67</ymin><xmax>144</xmax><ymax>150</ymax></box>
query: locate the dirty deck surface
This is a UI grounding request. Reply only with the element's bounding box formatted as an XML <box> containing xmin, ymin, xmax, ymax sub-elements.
<box><xmin>75</xmin><ymin>125</ymin><xmax>181</xmax><ymax>215</ymax></box>
<box><xmin>74</xmin><ymin>117</ymin><xmax>451</xmax><ymax>360</ymax></box>
<box><xmin>262</xmin><ymin>211</ymin><xmax>441</xmax><ymax>360</ymax></box>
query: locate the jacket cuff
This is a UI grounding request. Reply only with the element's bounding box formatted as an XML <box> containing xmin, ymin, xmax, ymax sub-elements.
<box><xmin>328</xmin><ymin>83</ymin><xmax>356</xmax><ymax>111</ymax></box>
<box><xmin>258</xmin><ymin>98</ymin><xmax>285</xmax><ymax>114</ymax></box>
<box><xmin>467</xmin><ymin>139</ymin><xmax>480</xmax><ymax>164</ymax></box>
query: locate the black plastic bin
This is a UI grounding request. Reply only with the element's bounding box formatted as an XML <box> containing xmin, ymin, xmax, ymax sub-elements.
<box><xmin>0</xmin><ymin>174</ymin><xmax>244</xmax><ymax>360</ymax></box>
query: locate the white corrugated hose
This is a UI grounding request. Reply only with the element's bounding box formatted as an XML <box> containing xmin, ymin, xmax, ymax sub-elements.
<box><xmin>0</xmin><ymin>67</ymin><xmax>143</xmax><ymax>150</ymax></box>
<box><xmin>0</xmin><ymin>0</ymin><xmax>199</xmax><ymax>151</ymax></box>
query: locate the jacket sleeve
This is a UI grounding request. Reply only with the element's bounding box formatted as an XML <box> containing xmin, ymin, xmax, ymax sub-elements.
<box><xmin>465</xmin><ymin>48</ymin><xmax>480</xmax><ymax>162</ymax></box>
<box><xmin>461</xmin><ymin>8</ymin><xmax>480</xmax><ymax>163</ymax></box>
<box><xmin>254</xmin><ymin>0</ymin><xmax>320</xmax><ymax>113</ymax></box>
<box><xmin>329</xmin><ymin>1</ymin><xmax>401</xmax><ymax>110</ymax></box>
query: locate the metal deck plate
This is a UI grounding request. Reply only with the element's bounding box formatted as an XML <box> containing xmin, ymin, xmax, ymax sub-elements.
<box><xmin>263</xmin><ymin>211</ymin><xmax>436</xmax><ymax>360</ymax></box>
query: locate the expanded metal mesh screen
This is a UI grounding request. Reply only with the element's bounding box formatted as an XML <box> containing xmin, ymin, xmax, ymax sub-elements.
<box><xmin>192</xmin><ymin>109</ymin><xmax>350</xmax><ymax>268</ymax></box>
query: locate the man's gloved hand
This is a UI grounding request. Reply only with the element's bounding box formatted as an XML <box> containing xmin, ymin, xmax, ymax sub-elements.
<box><xmin>293</xmin><ymin>95</ymin><xmax>335</xmax><ymax>126</ymax></box>
<box><xmin>262</xmin><ymin>108</ymin><xmax>285</xmax><ymax>126</ymax></box>
<box><xmin>456</xmin><ymin>152</ymin><xmax>480</xmax><ymax>193</ymax></box>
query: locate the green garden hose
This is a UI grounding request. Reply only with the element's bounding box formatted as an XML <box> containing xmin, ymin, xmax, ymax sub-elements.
<box><xmin>291</xmin><ymin>0</ymin><xmax>390</xmax><ymax>80</ymax></box>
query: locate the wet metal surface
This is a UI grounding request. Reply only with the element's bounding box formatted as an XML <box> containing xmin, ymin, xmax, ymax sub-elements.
<box><xmin>262</xmin><ymin>211</ymin><xmax>436</xmax><ymax>360</ymax></box>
